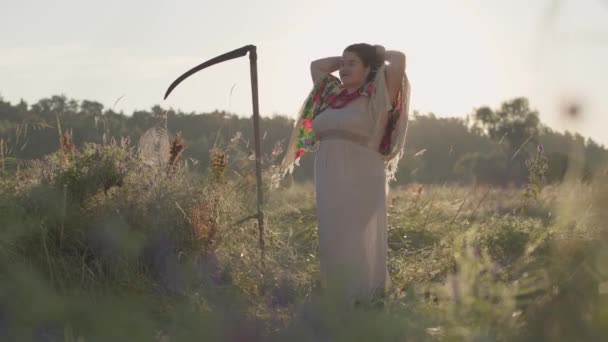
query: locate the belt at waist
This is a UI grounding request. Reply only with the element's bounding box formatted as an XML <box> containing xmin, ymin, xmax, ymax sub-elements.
<box><xmin>315</xmin><ymin>129</ymin><xmax>371</xmax><ymax>149</ymax></box>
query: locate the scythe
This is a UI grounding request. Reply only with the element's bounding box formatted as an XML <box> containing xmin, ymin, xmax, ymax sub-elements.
<box><xmin>164</xmin><ymin>45</ymin><xmax>266</xmax><ymax>263</ymax></box>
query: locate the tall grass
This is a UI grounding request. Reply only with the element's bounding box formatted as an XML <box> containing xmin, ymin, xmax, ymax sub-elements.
<box><xmin>0</xmin><ymin>126</ymin><xmax>607</xmax><ymax>341</ymax></box>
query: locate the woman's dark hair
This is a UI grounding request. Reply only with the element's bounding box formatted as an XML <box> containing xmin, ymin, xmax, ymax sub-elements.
<box><xmin>344</xmin><ymin>43</ymin><xmax>386</xmax><ymax>82</ymax></box>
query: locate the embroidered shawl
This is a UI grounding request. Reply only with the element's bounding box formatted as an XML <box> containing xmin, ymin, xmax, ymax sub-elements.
<box><xmin>271</xmin><ymin>64</ymin><xmax>411</xmax><ymax>188</ymax></box>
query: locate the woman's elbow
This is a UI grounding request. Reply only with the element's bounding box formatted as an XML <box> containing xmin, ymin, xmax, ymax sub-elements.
<box><xmin>390</xmin><ymin>51</ymin><xmax>406</xmax><ymax>69</ymax></box>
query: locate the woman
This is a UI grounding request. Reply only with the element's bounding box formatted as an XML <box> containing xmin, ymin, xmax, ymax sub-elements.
<box><xmin>274</xmin><ymin>43</ymin><xmax>410</xmax><ymax>304</ymax></box>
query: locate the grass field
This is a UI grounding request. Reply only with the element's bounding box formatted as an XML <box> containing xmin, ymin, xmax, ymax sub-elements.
<box><xmin>0</xmin><ymin>136</ymin><xmax>607</xmax><ymax>341</ymax></box>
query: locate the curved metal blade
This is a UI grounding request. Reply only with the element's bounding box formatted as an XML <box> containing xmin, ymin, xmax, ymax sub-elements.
<box><xmin>164</xmin><ymin>45</ymin><xmax>254</xmax><ymax>100</ymax></box>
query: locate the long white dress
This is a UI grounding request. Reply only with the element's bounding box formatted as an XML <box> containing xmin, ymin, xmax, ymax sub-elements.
<box><xmin>312</xmin><ymin>95</ymin><xmax>390</xmax><ymax>303</ymax></box>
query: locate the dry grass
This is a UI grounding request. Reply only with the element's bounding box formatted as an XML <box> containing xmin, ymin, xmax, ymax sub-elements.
<box><xmin>0</xmin><ymin>132</ymin><xmax>607</xmax><ymax>341</ymax></box>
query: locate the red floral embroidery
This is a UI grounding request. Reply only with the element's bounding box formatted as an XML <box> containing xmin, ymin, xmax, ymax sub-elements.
<box><xmin>366</xmin><ymin>83</ymin><xmax>374</xmax><ymax>94</ymax></box>
<box><xmin>302</xmin><ymin>118</ymin><xmax>313</xmax><ymax>129</ymax></box>
<box><xmin>295</xmin><ymin>148</ymin><xmax>306</xmax><ymax>158</ymax></box>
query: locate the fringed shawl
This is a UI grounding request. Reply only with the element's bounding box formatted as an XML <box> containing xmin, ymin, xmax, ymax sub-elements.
<box><xmin>271</xmin><ymin>64</ymin><xmax>411</xmax><ymax>188</ymax></box>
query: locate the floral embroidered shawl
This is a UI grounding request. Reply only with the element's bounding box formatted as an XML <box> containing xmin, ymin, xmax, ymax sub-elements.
<box><xmin>271</xmin><ymin>64</ymin><xmax>411</xmax><ymax>188</ymax></box>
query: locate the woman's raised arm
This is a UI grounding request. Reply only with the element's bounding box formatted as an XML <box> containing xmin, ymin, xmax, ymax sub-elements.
<box><xmin>310</xmin><ymin>56</ymin><xmax>341</xmax><ymax>84</ymax></box>
<box><xmin>382</xmin><ymin>48</ymin><xmax>406</xmax><ymax>103</ymax></box>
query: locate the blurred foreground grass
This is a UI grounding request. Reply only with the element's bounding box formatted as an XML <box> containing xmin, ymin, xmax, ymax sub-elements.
<box><xmin>0</xmin><ymin>135</ymin><xmax>607</xmax><ymax>341</ymax></box>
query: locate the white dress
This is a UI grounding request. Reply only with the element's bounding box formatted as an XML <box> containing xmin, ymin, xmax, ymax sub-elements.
<box><xmin>312</xmin><ymin>95</ymin><xmax>390</xmax><ymax>303</ymax></box>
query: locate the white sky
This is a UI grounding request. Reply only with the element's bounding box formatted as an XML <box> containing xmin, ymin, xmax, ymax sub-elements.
<box><xmin>1</xmin><ymin>0</ymin><xmax>607</xmax><ymax>145</ymax></box>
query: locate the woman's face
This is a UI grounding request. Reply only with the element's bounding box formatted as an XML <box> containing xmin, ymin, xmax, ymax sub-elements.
<box><xmin>339</xmin><ymin>51</ymin><xmax>370</xmax><ymax>89</ymax></box>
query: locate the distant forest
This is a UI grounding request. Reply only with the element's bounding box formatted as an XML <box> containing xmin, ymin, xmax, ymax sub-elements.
<box><xmin>1</xmin><ymin>94</ymin><xmax>606</xmax><ymax>186</ymax></box>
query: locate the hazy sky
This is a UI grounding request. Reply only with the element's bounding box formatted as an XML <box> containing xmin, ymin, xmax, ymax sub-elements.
<box><xmin>1</xmin><ymin>0</ymin><xmax>607</xmax><ymax>145</ymax></box>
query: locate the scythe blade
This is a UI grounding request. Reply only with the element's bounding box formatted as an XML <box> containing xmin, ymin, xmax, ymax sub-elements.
<box><xmin>163</xmin><ymin>45</ymin><xmax>254</xmax><ymax>100</ymax></box>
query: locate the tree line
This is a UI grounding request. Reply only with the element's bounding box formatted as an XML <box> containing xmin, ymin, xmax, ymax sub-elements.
<box><xmin>1</xmin><ymin>94</ymin><xmax>606</xmax><ymax>186</ymax></box>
